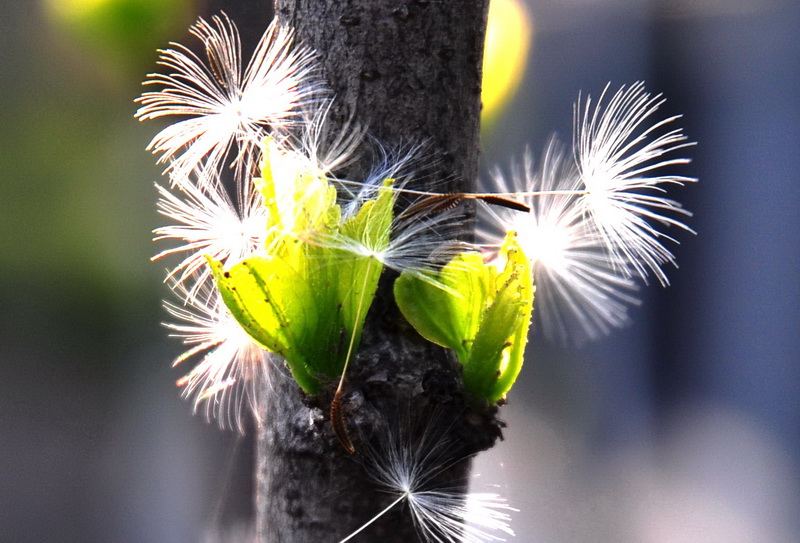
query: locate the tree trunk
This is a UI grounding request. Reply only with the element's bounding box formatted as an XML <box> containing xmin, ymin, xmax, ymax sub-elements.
<box><xmin>255</xmin><ymin>1</ymin><xmax>496</xmax><ymax>541</ymax></box>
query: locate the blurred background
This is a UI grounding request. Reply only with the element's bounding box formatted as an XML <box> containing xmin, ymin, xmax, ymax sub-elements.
<box><xmin>1</xmin><ymin>0</ymin><xmax>797</xmax><ymax>541</ymax></box>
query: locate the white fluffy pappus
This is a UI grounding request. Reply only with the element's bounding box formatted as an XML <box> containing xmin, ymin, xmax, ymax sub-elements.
<box><xmin>574</xmin><ymin>81</ymin><xmax>696</xmax><ymax>286</ymax></box>
<box><xmin>153</xmin><ymin>173</ymin><xmax>267</xmax><ymax>302</ymax></box>
<box><xmin>306</xmin><ymin>197</ymin><xmax>476</xmax><ymax>295</ymax></box>
<box><xmin>266</xmin><ymin>131</ymin><xmax>467</xmax><ymax>285</ymax></box>
<box><xmin>479</xmin><ymin>142</ymin><xmax>639</xmax><ymax>342</ymax></box>
<box><xmin>480</xmin><ymin>82</ymin><xmax>694</xmax><ymax>341</ymax></box>
<box><xmin>164</xmin><ymin>281</ymin><xmax>271</xmax><ymax>433</ymax></box>
<box><xmin>273</xmin><ymin>98</ymin><xmax>367</xmax><ymax>181</ymax></box>
<box><xmin>135</xmin><ymin>13</ymin><xmax>321</xmax><ymax>186</ymax></box>
<box><xmin>340</xmin><ymin>412</ymin><xmax>516</xmax><ymax>543</ymax></box>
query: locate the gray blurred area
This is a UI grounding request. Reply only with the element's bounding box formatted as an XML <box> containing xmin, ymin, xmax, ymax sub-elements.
<box><xmin>479</xmin><ymin>1</ymin><xmax>800</xmax><ymax>541</ymax></box>
<box><xmin>1</xmin><ymin>0</ymin><xmax>798</xmax><ymax>541</ymax></box>
<box><xmin>1</xmin><ymin>1</ymin><xmax>244</xmax><ymax>541</ymax></box>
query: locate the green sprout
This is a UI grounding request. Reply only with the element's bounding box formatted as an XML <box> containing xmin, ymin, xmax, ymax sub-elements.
<box><xmin>208</xmin><ymin>140</ymin><xmax>394</xmax><ymax>395</ymax></box>
<box><xmin>394</xmin><ymin>231</ymin><xmax>534</xmax><ymax>403</ymax></box>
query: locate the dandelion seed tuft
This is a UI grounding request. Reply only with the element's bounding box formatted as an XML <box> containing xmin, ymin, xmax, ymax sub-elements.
<box><xmin>274</xmin><ymin>98</ymin><xmax>366</xmax><ymax>180</ymax></box>
<box><xmin>135</xmin><ymin>13</ymin><xmax>321</xmax><ymax>185</ymax></box>
<box><xmin>480</xmin><ymin>142</ymin><xmax>639</xmax><ymax>341</ymax></box>
<box><xmin>152</xmin><ymin>174</ymin><xmax>267</xmax><ymax>302</ymax></box>
<box><xmin>574</xmin><ymin>81</ymin><xmax>696</xmax><ymax>285</ymax></box>
<box><xmin>164</xmin><ymin>282</ymin><xmax>270</xmax><ymax>433</ymax></box>
<box><xmin>480</xmin><ymin>82</ymin><xmax>695</xmax><ymax>341</ymax></box>
<box><xmin>344</xmin><ymin>412</ymin><xmax>516</xmax><ymax>543</ymax></box>
<box><xmin>308</xmin><ymin>200</ymin><xmax>474</xmax><ymax>294</ymax></box>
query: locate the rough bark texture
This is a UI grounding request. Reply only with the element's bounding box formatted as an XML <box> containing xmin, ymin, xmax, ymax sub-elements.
<box><xmin>256</xmin><ymin>1</ymin><xmax>496</xmax><ymax>541</ymax></box>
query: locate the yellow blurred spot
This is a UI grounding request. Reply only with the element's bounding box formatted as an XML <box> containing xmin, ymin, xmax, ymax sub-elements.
<box><xmin>482</xmin><ymin>0</ymin><xmax>534</xmax><ymax>125</ymax></box>
<box><xmin>43</xmin><ymin>0</ymin><xmax>112</xmax><ymax>21</ymax></box>
<box><xmin>42</xmin><ymin>0</ymin><xmax>192</xmax><ymax>82</ymax></box>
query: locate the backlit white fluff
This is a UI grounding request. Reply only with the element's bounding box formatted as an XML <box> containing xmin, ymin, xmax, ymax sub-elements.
<box><xmin>165</xmin><ymin>282</ymin><xmax>269</xmax><ymax>433</ymax></box>
<box><xmin>153</xmin><ymin>174</ymin><xmax>267</xmax><ymax>302</ymax></box>
<box><xmin>574</xmin><ymin>81</ymin><xmax>695</xmax><ymax>285</ymax></box>
<box><xmin>341</xmin><ymin>414</ymin><xmax>515</xmax><ymax>543</ymax></box>
<box><xmin>481</xmin><ymin>142</ymin><xmax>639</xmax><ymax>341</ymax></box>
<box><xmin>136</xmin><ymin>13</ymin><xmax>320</xmax><ymax>186</ymax></box>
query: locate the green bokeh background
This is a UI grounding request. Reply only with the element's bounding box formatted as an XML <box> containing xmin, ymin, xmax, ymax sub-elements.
<box><xmin>0</xmin><ymin>2</ymin><xmax>246</xmax><ymax>541</ymax></box>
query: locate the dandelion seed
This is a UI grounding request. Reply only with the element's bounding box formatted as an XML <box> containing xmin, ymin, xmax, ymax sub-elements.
<box><xmin>574</xmin><ymin>81</ymin><xmax>695</xmax><ymax>285</ymax></box>
<box><xmin>480</xmin><ymin>143</ymin><xmax>639</xmax><ymax>341</ymax></box>
<box><xmin>335</xmin><ymin>141</ymin><xmax>432</xmax><ymax>218</ymax></box>
<box><xmin>343</xmin><ymin>411</ymin><xmax>516</xmax><ymax>543</ymax></box>
<box><xmin>397</xmin><ymin>193</ymin><xmax>529</xmax><ymax>223</ymax></box>
<box><xmin>135</xmin><ymin>13</ymin><xmax>320</xmax><ymax>185</ymax></box>
<box><xmin>153</xmin><ymin>174</ymin><xmax>267</xmax><ymax>301</ymax></box>
<box><xmin>274</xmin><ymin>98</ymin><xmax>366</xmax><ymax>179</ymax></box>
<box><xmin>303</xmin><ymin>152</ymin><xmax>479</xmax><ymax>291</ymax></box>
<box><xmin>165</xmin><ymin>281</ymin><xmax>270</xmax><ymax>433</ymax></box>
<box><xmin>309</xmin><ymin>201</ymin><xmax>474</xmax><ymax>293</ymax></box>
<box><xmin>407</xmin><ymin>490</ymin><xmax>516</xmax><ymax>543</ymax></box>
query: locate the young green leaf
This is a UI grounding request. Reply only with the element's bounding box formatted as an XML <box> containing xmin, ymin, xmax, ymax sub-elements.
<box><xmin>207</xmin><ymin>142</ymin><xmax>396</xmax><ymax>395</ymax></box>
<box><xmin>334</xmin><ymin>181</ymin><xmax>394</xmax><ymax>340</ymax></box>
<box><xmin>256</xmin><ymin>137</ymin><xmax>341</xmax><ymax>253</ymax></box>
<box><xmin>208</xmin><ymin>253</ymin><xmax>340</xmax><ymax>394</ymax></box>
<box><xmin>468</xmin><ymin>233</ymin><xmax>533</xmax><ymax>401</ymax></box>
<box><xmin>394</xmin><ymin>231</ymin><xmax>533</xmax><ymax>402</ymax></box>
<box><xmin>393</xmin><ymin>251</ymin><xmax>484</xmax><ymax>362</ymax></box>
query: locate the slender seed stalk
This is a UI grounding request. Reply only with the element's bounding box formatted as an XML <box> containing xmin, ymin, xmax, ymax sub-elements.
<box><xmin>335</xmin><ymin>177</ymin><xmax>588</xmax><ymax>201</ymax></box>
<box><xmin>330</xmin><ymin>257</ymin><xmax>377</xmax><ymax>454</ymax></box>
<box><xmin>338</xmin><ymin>493</ymin><xmax>407</xmax><ymax>543</ymax></box>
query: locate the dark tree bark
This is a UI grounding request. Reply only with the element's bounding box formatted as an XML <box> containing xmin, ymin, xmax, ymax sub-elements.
<box><xmin>253</xmin><ymin>1</ymin><xmax>497</xmax><ymax>541</ymax></box>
